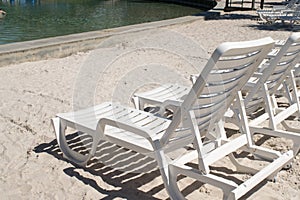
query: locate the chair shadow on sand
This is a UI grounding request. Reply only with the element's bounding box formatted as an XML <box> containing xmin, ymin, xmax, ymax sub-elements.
<box><xmin>34</xmin><ymin>131</ymin><xmax>163</xmax><ymax>199</ymax></box>
<box><xmin>34</xmin><ymin>123</ymin><xmax>273</xmax><ymax>199</ymax></box>
<box><xmin>198</xmin><ymin>11</ymin><xmax>258</xmax><ymax>20</ymax></box>
<box><xmin>248</xmin><ymin>22</ymin><xmax>300</xmax><ymax>31</ymax></box>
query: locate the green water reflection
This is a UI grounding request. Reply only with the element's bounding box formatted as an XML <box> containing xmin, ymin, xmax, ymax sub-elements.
<box><xmin>0</xmin><ymin>0</ymin><xmax>202</xmax><ymax>44</ymax></box>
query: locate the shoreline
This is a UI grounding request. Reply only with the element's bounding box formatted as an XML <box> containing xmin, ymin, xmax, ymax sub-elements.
<box><xmin>0</xmin><ymin>0</ymin><xmax>291</xmax><ymax>68</ymax></box>
<box><xmin>0</xmin><ymin>15</ymin><xmax>201</xmax><ymax>68</ymax></box>
<box><xmin>0</xmin><ymin>0</ymin><xmax>284</xmax><ymax>68</ymax></box>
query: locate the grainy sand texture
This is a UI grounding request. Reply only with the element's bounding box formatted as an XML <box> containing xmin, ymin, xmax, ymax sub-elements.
<box><xmin>0</xmin><ymin>2</ymin><xmax>299</xmax><ymax>200</ymax></box>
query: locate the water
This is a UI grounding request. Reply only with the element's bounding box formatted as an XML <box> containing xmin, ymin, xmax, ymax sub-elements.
<box><xmin>0</xmin><ymin>0</ymin><xmax>202</xmax><ymax>45</ymax></box>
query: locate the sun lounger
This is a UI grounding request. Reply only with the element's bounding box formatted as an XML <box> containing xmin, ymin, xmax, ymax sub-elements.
<box><xmin>277</xmin><ymin>9</ymin><xmax>300</xmax><ymax>24</ymax></box>
<box><xmin>257</xmin><ymin>0</ymin><xmax>299</xmax><ymax>23</ymax></box>
<box><xmin>52</xmin><ymin>37</ymin><xmax>293</xmax><ymax>199</ymax></box>
<box><xmin>166</xmin><ymin>38</ymin><xmax>293</xmax><ymax>199</ymax></box>
<box><xmin>258</xmin><ymin>0</ymin><xmax>299</xmax><ymax>13</ymax></box>
<box><xmin>133</xmin><ymin>33</ymin><xmax>300</xmax><ymax>157</ymax></box>
<box><xmin>226</xmin><ymin>33</ymin><xmax>300</xmax><ymax>156</ymax></box>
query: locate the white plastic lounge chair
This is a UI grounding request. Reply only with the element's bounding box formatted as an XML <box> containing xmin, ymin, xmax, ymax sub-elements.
<box><xmin>163</xmin><ymin>37</ymin><xmax>292</xmax><ymax>199</ymax></box>
<box><xmin>226</xmin><ymin>33</ymin><xmax>300</xmax><ymax>156</ymax></box>
<box><xmin>257</xmin><ymin>0</ymin><xmax>300</xmax><ymax>23</ymax></box>
<box><xmin>133</xmin><ymin>33</ymin><xmax>300</xmax><ymax>156</ymax></box>
<box><xmin>52</xmin><ymin>37</ymin><xmax>293</xmax><ymax>199</ymax></box>
<box><xmin>257</xmin><ymin>0</ymin><xmax>299</xmax><ymax>15</ymax></box>
<box><xmin>258</xmin><ymin>0</ymin><xmax>299</xmax><ymax>13</ymax></box>
<box><xmin>258</xmin><ymin>9</ymin><xmax>300</xmax><ymax>24</ymax></box>
<box><xmin>277</xmin><ymin>9</ymin><xmax>300</xmax><ymax>24</ymax></box>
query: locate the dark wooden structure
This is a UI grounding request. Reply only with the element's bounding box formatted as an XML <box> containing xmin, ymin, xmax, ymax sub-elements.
<box><xmin>224</xmin><ymin>0</ymin><xmax>265</xmax><ymax>11</ymax></box>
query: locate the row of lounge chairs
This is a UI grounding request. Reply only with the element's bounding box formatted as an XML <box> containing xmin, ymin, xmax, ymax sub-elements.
<box><xmin>257</xmin><ymin>0</ymin><xmax>300</xmax><ymax>24</ymax></box>
<box><xmin>52</xmin><ymin>33</ymin><xmax>300</xmax><ymax>199</ymax></box>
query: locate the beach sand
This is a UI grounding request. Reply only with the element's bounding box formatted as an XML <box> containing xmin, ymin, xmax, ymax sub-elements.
<box><xmin>0</xmin><ymin>7</ymin><xmax>299</xmax><ymax>200</ymax></box>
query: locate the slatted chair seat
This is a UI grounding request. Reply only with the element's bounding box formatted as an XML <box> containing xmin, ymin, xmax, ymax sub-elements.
<box><xmin>55</xmin><ymin>102</ymin><xmax>194</xmax><ymax>157</ymax></box>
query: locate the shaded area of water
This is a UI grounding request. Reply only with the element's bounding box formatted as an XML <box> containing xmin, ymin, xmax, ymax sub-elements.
<box><xmin>0</xmin><ymin>0</ymin><xmax>203</xmax><ymax>45</ymax></box>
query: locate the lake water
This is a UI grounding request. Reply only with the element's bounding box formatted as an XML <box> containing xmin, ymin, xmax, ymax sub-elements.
<box><xmin>0</xmin><ymin>0</ymin><xmax>202</xmax><ymax>45</ymax></box>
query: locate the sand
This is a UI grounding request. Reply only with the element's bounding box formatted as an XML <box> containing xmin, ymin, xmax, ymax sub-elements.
<box><xmin>0</xmin><ymin>5</ymin><xmax>299</xmax><ymax>200</ymax></box>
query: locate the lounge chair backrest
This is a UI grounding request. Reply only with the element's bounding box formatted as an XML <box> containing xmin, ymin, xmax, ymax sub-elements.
<box><xmin>244</xmin><ymin>33</ymin><xmax>300</xmax><ymax>107</ymax></box>
<box><xmin>161</xmin><ymin>37</ymin><xmax>274</xmax><ymax>143</ymax></box>
<box><xmin>265</xmin><ymin>33</ymin><xmax>300</xmax><ymax>93</ymax></box>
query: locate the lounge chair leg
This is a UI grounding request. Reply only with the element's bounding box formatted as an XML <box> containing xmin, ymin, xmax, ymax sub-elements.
<box><xmin>282</xmin><ymin>80</ymin><xmax>294</xmax><ymax>104</ymax></box>
<box><xmin>293</xmin><ymin>143</ymin><xmax>300</xmax><ymax>155</ymax></box>
<box><xmin>152</xmin><ymin>140</ymin><xmax>179</xmax><ymax>199</ymax></box>
<box><xmin>51</xmin><ymin>117</ymin><xmax>92</xmax><ymax>166</ymax></box>
<box><xmin>168</xmin><ymin>165</ymin><xmax>186</xmax><ymax>200</ymax></box>
<box><xmin>131</xmin><ymin>96</ymin><xmax>142</xmax><ymax>110</ymax></box>
<box><xmin>262</xmin><ymin>83</ymin><xmax>277</xmax><ymax>130</ymax></box>
<box><xmin>281</xmin><ymin>70</ymin><xmax>300</xmax><ymax>118</ymax></box>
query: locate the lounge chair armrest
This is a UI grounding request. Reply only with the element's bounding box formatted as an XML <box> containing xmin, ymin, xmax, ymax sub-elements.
<box><xmin>97</xmin><ymin>117</ymin><xmax>155</xmax><ymax>143</ymax></box>
<box><xmin>159</xmin><ymin>99</ymin><xmax>183</xmax><ymax>115</ymax></box>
